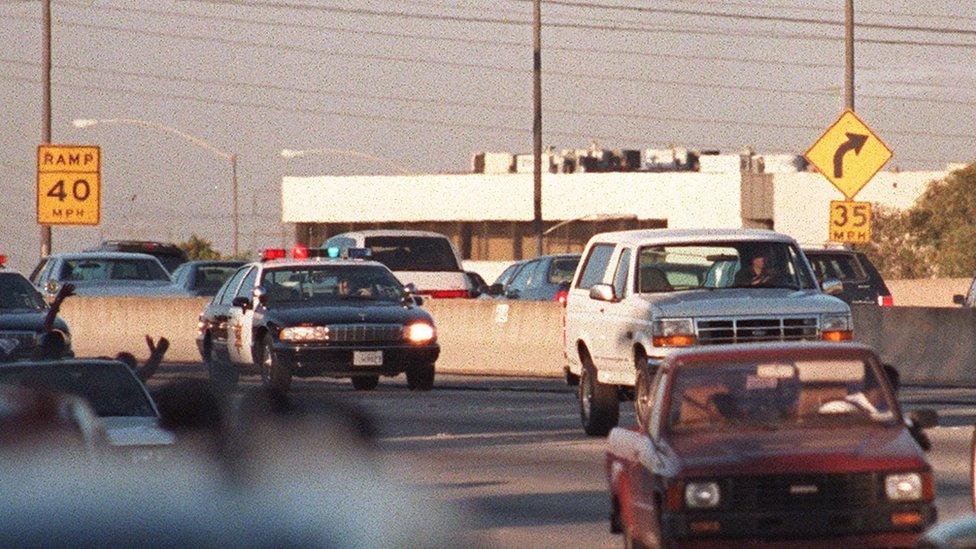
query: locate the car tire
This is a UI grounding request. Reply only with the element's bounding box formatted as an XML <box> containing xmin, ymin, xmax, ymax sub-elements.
<box><xmin>406</xmin><ymin>362</ymin><xmax>435</xmax><ymax>391</ymax></box>
<box><xmin>352</xmin><ymin>375</ymin><xmax>380</xmax><ymax>391</ymax></box>
<box><xmin>261</xmin><ymin>334</ymin><xmax>291</xmax><ymax>393</ymax></box>
<box><xmin>579</xmin><ymin>357</ymin><xmax>619</xmax><ymax>437</ymax></box>
<box><xmin>634</xmin><ymin>352</ymin><xmax>653</xmax><ymax>429</ymax></box>
<box><xmin>206</xmin><ymin>341</ymin><xmax>239</xmax><ymax>392</ymax></box>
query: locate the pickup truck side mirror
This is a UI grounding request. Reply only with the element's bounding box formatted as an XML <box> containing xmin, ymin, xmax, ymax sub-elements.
<box><xmin>231</xmin><ymin>296</ymin><xmax>252</xmax><ymax>310</ymax></box>
<box><xmin>821</xmin><ymin>278</ymin><xmax>843</xmax><ymax>296</ymax></box>
<box><xmin>589</xmin><ymin>283</ymin><xmax>616</xmax><ymax>302</ymax></box>
<box><xmin>953</xmin><ymin>294</ymin><xmax>966</xmax><ymax>306</ymax></box>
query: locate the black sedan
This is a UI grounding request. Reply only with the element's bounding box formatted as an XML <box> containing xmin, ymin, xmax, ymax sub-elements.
<box><xmin>197</xmin><ymin>255</ymin><xmax>440</xmax><ymax>393</ymax></box>
<box><xmin>0</xmin><ymin>269</ymin><xmax>71</xmax><ymax>361</ymax></box>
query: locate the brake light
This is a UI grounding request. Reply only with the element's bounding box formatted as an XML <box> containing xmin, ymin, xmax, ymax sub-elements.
<box><xmin>0</xmin><ymin>254</ymin><xmax>6</xmax><ymax>267</ymax></box>
<box><xmin>878</xmin><ymin>294</ymin><xmax>894</xmax><ymax>307</ymax></box>
<box><xmin>554</xmin><ymin>290</ymin><xmax>568</xmax><ymax>306</ymax></box>
<box><xmin>291</xmin><ymin>245</ymin><xmax>309</xmax><ymax>259</ymax></box>
<box><xmin>261</xmin><ymin>248</ymin><xmax>287</xmax><ymax>261</ymax></box>
<box><xmin>420</xmin><ymin>289</ymin><xmax>469</xmax><ymax>299</ymax></box>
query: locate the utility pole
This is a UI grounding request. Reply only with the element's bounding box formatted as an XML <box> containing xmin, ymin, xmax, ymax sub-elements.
<box><xmin>231</xmin><ymin>153</ymin><xmax>239</xmax><ymax>256</ymax></box>
<box><xmin>532</xmin><ymin>0</ymin><xmax>543</xmax><ymax>256</ymax></box>
<box><xmin>844</xmin><ymin>0</ymin><xmax>855</xmax><ymax>111</ymax></box>
<box><xmin>40</xmin><ymin>0</ymin><xmax>52</xmax><ymax>257</ymax></box>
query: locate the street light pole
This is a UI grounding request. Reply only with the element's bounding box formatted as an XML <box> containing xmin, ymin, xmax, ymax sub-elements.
<box><xmin>40</xmin><ymin>0</ymin><xmax>52</xmax><ymax>257</ymax></box>
<box><xmin>532</xmin><ymin>0</ymin><xmax>543</xmax><ymax>257</ymax></box>
<box><xmin>231</xmin><ymin>153</ymin><xmax>239</xmax><ymax>256</ymax></box>
<box><xmin>844</xmin><ymin>0</ymin><xmax>855</xmax><ymax>111</ymax></box>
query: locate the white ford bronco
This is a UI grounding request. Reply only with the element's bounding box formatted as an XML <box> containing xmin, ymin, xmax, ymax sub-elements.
<box><xmin>564</xmin><ymin>229</ymin><xmax>852</xmax><ymax>436</ymax></box>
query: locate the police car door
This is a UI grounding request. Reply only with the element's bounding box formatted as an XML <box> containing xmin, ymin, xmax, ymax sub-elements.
<box><xmin>227</xmin><ymin>266</ymin><xmax>259</xmax><ymax>365</ymax></box>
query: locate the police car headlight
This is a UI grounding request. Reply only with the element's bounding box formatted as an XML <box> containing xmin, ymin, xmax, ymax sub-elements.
<box><xmin>404</xmin><ymin>323</ymin><xmax>435</xmax><ymax>344</ymax></box>
<box><xmin>280</xmin><ymin>326</ymin><xmax>329</xmax><ymax>342</ymax></box>
<box><xmin>652</xmin><ymin>318</ymin><xmax>696</xmax><ymax>347</ymax></box>
<box><xmin>885</xmin><ymin>473</ymin><xmax>924</xmax><ymax>501</ymax></box>
<box><xmin>685</xmin><ymin>481</ymin><xmax>721</xmax><ymax>509</ymax></box>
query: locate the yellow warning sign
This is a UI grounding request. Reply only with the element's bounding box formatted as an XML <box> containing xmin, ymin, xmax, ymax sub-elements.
<box><xmin>805</xmin><ymin>110</ymin><xmax>893</xmax><ymax>200</ymax></box>
<box><xmin>37</xmin><ymin>145</ymin><xmax>101</xmax><ymax>226</ymax></box>
<box><xmin>829</xmin><ymin>200</ymin><xmax>871</xmax><ymax>244</ymax></box>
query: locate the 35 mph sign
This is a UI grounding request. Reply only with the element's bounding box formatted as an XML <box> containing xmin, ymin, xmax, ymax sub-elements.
<box><xmin>37</xmin><ymin>145</ymin><xmax>101</xmax><ymax>225</ymax></box>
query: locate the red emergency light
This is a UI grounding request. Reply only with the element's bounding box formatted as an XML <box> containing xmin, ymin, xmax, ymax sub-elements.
<box><xmin>291</xmin><ymin>245</ymin><xmax>310</xmax><ymax>259</ymax></box>
<box><xmin>261</xmin><ymin>248</ymin><xmax>287</xmax><ymax>261</ymax></box>
<box><xmin>0</xmin><ymin>254</ymin><xmax>6</xmax><ymax>267</ymax></box>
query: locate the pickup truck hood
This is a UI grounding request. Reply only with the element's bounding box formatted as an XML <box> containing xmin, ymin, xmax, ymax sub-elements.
<box><xmin>264</xmin><ymin>303</ymin><xmax>432</xmax><ymax>327</ymax></box>
<box><xmin>646</xmin><ymin>288</ymin><xmax>849</xmax><ymax>318</ymax></box>
<box><xmin>101</xmin><ymin>416</ymin><xmax>175</xmax><ymax>447</ymax></box>
<box><xmin>670</xmin><ymin>425</ymin><xmax>927</xmax><ymax>476</ymax></box>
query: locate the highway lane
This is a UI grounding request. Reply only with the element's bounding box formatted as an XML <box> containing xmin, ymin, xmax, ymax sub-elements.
<box><xmin>150</xmin><ymin>364</ymin><xmax>976</xmax><ymax>547</ymax></box>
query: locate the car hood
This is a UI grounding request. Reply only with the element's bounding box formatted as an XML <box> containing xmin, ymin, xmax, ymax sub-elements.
<box><xmin>644</xmin><ymin>288</ymin><xmax>849</xmax><ymax>318</ymax></box>
<box><xmin>669</xmin><ymin>425</ymin><xmax>927</xmax><ymax>476</ymax></box>
<box><xmin>101</xmin><ymin>416</ymin><xmax>175</xmax><ymax>447</ymax></box>
<box><xmin>69</xmin><ymin>280</ymin><xmax>174</xmax><ymax>297</ymax></box>
<box><xmin>0</xmin><ymin>311</ymin><xmax>68</xmax><ymax>333</ymax></box>
<box><xmin>264</xmin><ymin>302</ymin><xmax>433</xmax><ymax>326</ymax></box>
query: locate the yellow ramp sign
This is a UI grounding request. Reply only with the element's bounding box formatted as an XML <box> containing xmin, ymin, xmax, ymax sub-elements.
<box><xmin>829</xmin><ymin>200</ymin><xmax>871</xmax><ymax>244</ymax></box>
<box><xmin>37</xmin><ymin>145</ymin><xmax>101</xmax><ymax>226</ymax></box>
<box><xmin>805</xmin><ymin>110</ymin><xmax>892</xmax><ymax>200</ymax></box>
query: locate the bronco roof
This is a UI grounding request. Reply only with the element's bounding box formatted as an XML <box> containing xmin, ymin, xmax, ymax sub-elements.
<box><xmin>590</xmin><ymin>228</ymin><xmax>796</xmax><ymax>247</ymax></box>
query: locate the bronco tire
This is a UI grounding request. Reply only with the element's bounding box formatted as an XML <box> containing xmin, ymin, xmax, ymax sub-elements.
<box><xmin>351</xmin><ymin>375</ymin><xmax>380</xmax><ymax>391</ymax></box>
<box><xmin>261</xmin><ymin>334</ymin><xmax>292</xmax><ymax>393</ymax></box>
<box><xmin>406</xmin><ymin>362</ymin><xmax>435</xmax><ymax>391</ymax></box>
<box><xmin>579</xmin><ymin>356</ymin><xmax>619</xmax><ymax>436</ymax></box>
<box><xmin>634</xmin><ymin>351</ymin><xmax>653</xmax><ymax>429</ymax></box>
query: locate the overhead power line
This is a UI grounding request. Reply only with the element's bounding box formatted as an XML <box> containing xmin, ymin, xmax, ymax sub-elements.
<box><xmin>657</xmin><ymin>0</ymin><xmax>976</xmax><ymax>24</ymax></box>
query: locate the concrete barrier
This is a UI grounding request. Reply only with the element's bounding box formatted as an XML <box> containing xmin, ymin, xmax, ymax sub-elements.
<box><xmin>887</xmin><ymin>278</ymin><xmax>970</xmax><ymax>307</ymax></box>
<box><xmin>57</xmin><ymin>297</ymin><xmax>976</xmax><ymax>386</ymax></box>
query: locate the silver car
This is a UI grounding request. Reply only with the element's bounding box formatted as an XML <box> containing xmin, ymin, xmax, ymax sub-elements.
<box><xmin>31</xmin><ymin>252</ymin><xmax>173</xmax><ymax>298</ymax></box>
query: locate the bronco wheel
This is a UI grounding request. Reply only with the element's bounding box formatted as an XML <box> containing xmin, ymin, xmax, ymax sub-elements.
<box><xmin>579</xmin><ymin>356</ymin><xmax>619</xmax><ymax>437</ymax></box>
<box><xmin>205</xmin><ymin>340</ymin><xmax>239</xmax><ymax>392</ymax></box>
<box><xmin>634</xmin><ymin>351</ymin><xmax>653</xmax><ymax>429</ymax></box>
<box><xmin>352</xmin><ymin>375</ymin><xmax>380</xmax><ymax>391</ymax></box>
<box><xmin>406</xmin><ymin>362</ymin><xmax>435</xmax><ymax>391</ymax></box>
<box><xmin>261</xmin><ymin>334</ymin><xmax>291</xmax><ymax>393</ymax></box>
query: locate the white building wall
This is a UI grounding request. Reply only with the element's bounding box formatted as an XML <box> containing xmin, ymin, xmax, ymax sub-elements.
<box><xmin>771</xmin><ymin>171</ymin><xmax>946</xmax><ymax>245</ymax></box>
<box><xmin>282</xmin><ymin>172</ymin><xmax>744</xmax><ymax>228</ymax></box>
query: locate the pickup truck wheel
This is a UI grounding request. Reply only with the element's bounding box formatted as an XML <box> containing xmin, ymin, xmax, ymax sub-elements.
<box><xmin>406</xmin><ymin>362</ymin><xmax>435</xmax><ymax>391</ymax></box>
<box><xmin>261</xmin><ymin>334</ymin><xmax>291</xmax><ymax>393</ymax></box>
<box><xmin>206</xmin><ymin>343</ymin><xmax>239</xmax><ymax>392</ymax></box>
<box><xmin>635</xmin><ymin>362</ymin><xmax>653</xmax><ymax>429</ymax></box>
<box><xmin>580</xmin><ymin>360</ymin><xmax>619</xmax><ymax>436</ymax></box>
<box><xmin>351</xmin><ymin>375</ymin><xmax>380</xmax><ymax>391</ymax></box>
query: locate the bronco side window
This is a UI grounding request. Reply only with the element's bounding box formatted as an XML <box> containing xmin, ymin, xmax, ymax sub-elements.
<box><xmin>575</xmin><ymin>244</ymin><xmax>615</xmax><ymax>290</ymax></box>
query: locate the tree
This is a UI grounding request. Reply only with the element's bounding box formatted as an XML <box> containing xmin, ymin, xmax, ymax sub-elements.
<box><xmin>178</xmin><ymin>234</ymin><xmax>222</xmax><ymax>260</ymax></box>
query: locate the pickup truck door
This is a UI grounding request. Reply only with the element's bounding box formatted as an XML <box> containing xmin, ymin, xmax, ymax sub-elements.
<box><xmin>227</xmin><ymin>267</ymin><xmax>258</xmax><ymax>365</ymax></box>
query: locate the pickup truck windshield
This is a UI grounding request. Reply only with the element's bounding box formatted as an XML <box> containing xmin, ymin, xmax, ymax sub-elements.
<box><xmin>261</xmin><ymin>265</ymin><xmax>404</xmax><ymax>304</ymax></box>
<box><xmin>637</xmin><ymin>242</ymin><xmax>816</xmax><ymax>292</ymax></box>
<box><xmin>667</xmin><ymin>359</ymin><xmax>896</xmax><ymax>433</ymax></box>
<box><xmin>363</xmin><ymin>236</ymin><xmax>461</xmax><ymax>272</ymax></box>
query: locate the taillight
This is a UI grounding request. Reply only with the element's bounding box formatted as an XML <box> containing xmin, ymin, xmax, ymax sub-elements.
<box><xmin>420</xmin><ymin>289</ymin><xmax>469</xmax><ymax>299</ymax></box>
<box><xmin>554</xmin><ymin>290</ymin><xmax>568</xmax><ymax>306</ymax></box>
<box><xmin>878</xmin><ymin>294</ymin><xmax>894</xmax><ymax>307</ymax></box>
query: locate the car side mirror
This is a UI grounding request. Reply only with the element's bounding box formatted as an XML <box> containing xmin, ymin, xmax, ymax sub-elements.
<box><xmin>589</xmin><ymin>283</ymin><xmax>616</xmax><ymax>302</ymax></box>
<box><xmin>909</xmin><ymin>409</ymin><xmax>938</xmax><ymax>430</ymax></box>
<box><xmin>231</xmin><ymin>296</ymin><xmax>251</xmax><ymax>310</ymax></box>
<box><xmin>487</xmin><ymin>283</ymin><xmax>504</xmax><ymax>296</ymax></box>
<box><xmin>45</xmin><ymin>280</ymin><xmax>59</xmax><ymax>295</ymax></box>
<box><xmin>953</xmin><ymin>294</ymin><xmax>966</xmax><ymax>305</ymax></box>
<box><xmin>821</xmin><ymin>278</ymin><xmax>843</xmax><ymax>296</ymax></box>
<box><xmin>252</xmin><ymin>286</ymin><xmax>267</xmax><ymax>306</ymax></box>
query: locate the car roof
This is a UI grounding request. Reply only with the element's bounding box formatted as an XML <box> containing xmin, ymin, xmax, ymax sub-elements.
<box><xmin>591</xmin><ymin>228</ymin><xmax>796</xmax><ymax>247</ymax></box>
<box><xmin>183</xmin><ymin>260</ymin><xmax>247</xmax><ymax>267</ymax></box>
<box><xmin>94</xmin><ymin>240</ymin><xmax>183</xmax><ymax>251</ymax></box>
<box><xmin>251</xmin><ymin>259</ymin><xmax>392</xmax><ymax>270</ymax></box>
<box><xmin>329</xmin><ymin>230</ymin><xmax>453</xmax><ymax>239</ymax></box>
<box><xmin>663</xmin><ymin>342</ymin><xmax>878</xmax><ymax>367</ymax></box>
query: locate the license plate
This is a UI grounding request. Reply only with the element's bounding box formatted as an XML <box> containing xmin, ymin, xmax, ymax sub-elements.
<box><xmin>353</xmin><ymin>350</ymin><xmax>383</xmax><ymax>366</ymax></box>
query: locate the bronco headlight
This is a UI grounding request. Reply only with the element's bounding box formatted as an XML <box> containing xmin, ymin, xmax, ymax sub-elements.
<box><xmin>279</xmin><ymin>326</ymin><xmax>329</xmax><ymax>342</ymax></box>
<box><xmin>685</xmin><ymin>481</ymin><xmax>721</xmax><ymax>509</ymax></box>
<box><xmin>885</xmin><ymin>473</ymin><xmax>925</xmax><ymax>501</ymax></box>
<box><xmin>652</xmin><ymin>318</ymin><xmax>696</xmax><ymax>347</ymax></box>
<box><xmin>404</xmin><ymin>322</ymin><xmax>435</xmax><ymax>344</ymax></box>
<box><xmin>821</xmin><ymin>313</ymin><xmax>853</xmax><ymax>341</ymax></box>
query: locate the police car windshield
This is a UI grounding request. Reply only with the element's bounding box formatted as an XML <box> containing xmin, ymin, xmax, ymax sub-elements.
<box><xmin>0</xmin><ymin>362</ymin><xmax>155</xmax><ymax>417</ymax></box>
<box><xmin>261</xmin><ymin>265</ymin><xmax>403</xmax><ymax>304</ymax></box>
<box><xmin>637</xmin><ymin>241</ymin><xmax>816</xmax><ymax>292</ymax></box>
<box><xmin>667</xmin><ymin>359</ymin><xmax>896</xmax><ymax>434</ymax></box>
<box><xmin>0</xmin><ymin>274</ymin><xmax>46</xmax><ymax>310</ymax></box>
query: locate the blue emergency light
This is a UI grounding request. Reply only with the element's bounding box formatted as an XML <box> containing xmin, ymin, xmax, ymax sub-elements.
<box><xmin>326</xmin><ymin>246</ymin><xmax>341</xmax><ymax>258</ymax></box>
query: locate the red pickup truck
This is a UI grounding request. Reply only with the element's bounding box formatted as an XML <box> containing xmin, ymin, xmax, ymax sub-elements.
<box><xmin>606</xmin><ymin>342</ymin><xmax>937</xmax><ymax>548</ymax></box>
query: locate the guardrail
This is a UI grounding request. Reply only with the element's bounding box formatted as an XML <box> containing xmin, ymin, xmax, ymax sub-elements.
<box><xmin>59</xmin><ymin>297</ymin><xmax>976</xmax><ymax>386</ymax></box>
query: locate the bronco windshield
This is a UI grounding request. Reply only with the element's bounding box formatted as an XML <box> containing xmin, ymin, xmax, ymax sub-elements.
<box><xmin>637</xmin><ymin>241</ymin><xmax>816</xmax><ymax>293</ymax></box>
<box><xmin>666</xmin><ymin>359</ymin><xmax>896</xmax><ymax>433</ymax></box>
<box><xmin>261</xmin><ymin>265</ymin><xmax>404</xmax><ymax>304</ymax></box>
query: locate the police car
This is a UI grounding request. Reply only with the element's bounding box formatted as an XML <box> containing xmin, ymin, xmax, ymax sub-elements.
<box><xmin>0</xmin><ymin>255</ymin><xmax>72</xmax><ymax>361</ymax></box>
<box><xmin>196</xmin><ymin>246</ymin><xmax>440</xmax><ymax>393</ymax></box>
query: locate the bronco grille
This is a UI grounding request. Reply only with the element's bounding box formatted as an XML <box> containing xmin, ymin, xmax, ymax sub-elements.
<box><xmin>323</xmin><ymin>324</ymin><xmax>403</xmax><ymax>343</ymax></box>
<box><xmin>695</xmin><ymin>317</ymin><xmax>818</xmax><ymax>345</ymax></box>
<box><xmin>730</xmin><ymin>473</ymin><xmax>878</xmax><ymax>511</ymax></box>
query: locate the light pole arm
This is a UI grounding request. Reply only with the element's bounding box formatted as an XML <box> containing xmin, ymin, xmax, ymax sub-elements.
<box><xmin>81</xmin><ymin>118</ymin><xmax>233</xmax><ymax>160</ymax></box>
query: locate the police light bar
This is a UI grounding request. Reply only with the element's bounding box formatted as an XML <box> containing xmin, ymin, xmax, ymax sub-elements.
<box><xmin>261</xmin><ymin>248</ymin><xmax>287</xmax><ymax>261</ymax></box>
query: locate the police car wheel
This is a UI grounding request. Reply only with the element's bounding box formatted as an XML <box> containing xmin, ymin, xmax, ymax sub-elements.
<box><xmin>351</xmin><ymin>375</ymin><xmax>379</xmax><ymax>391</ymax></box>
<box><xmin>406</xmin><ymin>362</ymin><xmax>435</xmax><ymax>391</ymax></box>
<box><xmin>261</xmin><ymin>334</ymin><xmax>291</xmax><ymax>393</ymax></box>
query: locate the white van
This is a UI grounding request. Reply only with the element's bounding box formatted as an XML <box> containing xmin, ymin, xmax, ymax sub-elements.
<box><xmin>323</xmin><ymin>230</ymin><xmax>469</xmax><ymax>298</ymax></box>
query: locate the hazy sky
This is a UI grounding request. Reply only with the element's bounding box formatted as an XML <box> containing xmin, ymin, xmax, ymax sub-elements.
<box><xmin>1</xmin><ymin>0</ymin><xmax>974</xmax><ymax>272</ymax></box>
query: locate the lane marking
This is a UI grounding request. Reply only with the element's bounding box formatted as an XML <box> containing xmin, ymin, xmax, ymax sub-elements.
<box><xmin>381</xmin><ymin>428</ymin><xmax>583</xmax><ymax>443</ymax></box>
